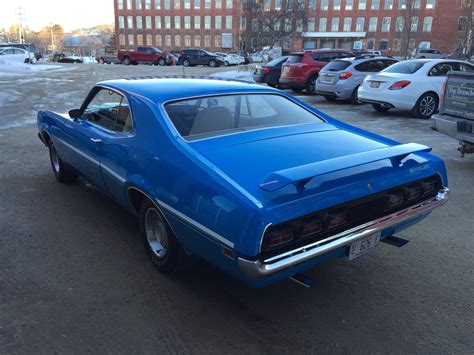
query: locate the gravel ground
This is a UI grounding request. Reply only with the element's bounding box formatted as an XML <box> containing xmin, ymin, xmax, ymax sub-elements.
<box><xmin>0</xmin><ymin>63</ymin><xmax>473</xmax><ymax>354</ymax></box>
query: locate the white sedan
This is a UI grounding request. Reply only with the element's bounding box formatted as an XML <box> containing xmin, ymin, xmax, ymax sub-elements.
<box><xmin>0</xmin><ymin>47</ymin><xmax>36</xmax><ymax>64</ymax></box>
<box><xmin>215</xmin><ymin>52</ymin><xmax>245</xmax><ymax>66</ymax></box>
<box><xmin>358</xmin><ymin>59</ymin><xmax>474</xmax><ymax>118</ymax></box>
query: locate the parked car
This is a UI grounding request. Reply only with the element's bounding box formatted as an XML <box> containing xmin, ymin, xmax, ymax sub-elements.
<box><xmin>253</xmin><ymin>55</ymin><xmax>289</xmax><ymax>88</ymax></box>
<box><xmin>0</xmin><ymin>47</ymin><xmax>36</xmax><ymax>64</ymax></box>
<box><xmin>415</xmin><ymin>49</ymin><xmax>445</xmax><ymax>59</ymax></box>
<box><xmin>0</xmin><ymin>43</ymin><xmax>42</xmax><ymax>60</ymax></box>
<box><xmin>179</xmin><ymin>49</ymin><xmax>224</xmax><ymax>67</ymax></box>
<box><xmin>432</xmin><ymin>71</ymin><xmax>474</xmax><ymax>156</ymax></box>
<box><xmin>316</xmin><ymin>56</ymin><xmax>398</xmax><ymax>104</ymax></box>
<box><xmin>250</xmin><ymin>52</ymin><xmax>264</xmax><ymax>63</ymax></box>
<box><xmin>358</xmin><ymin>59</ymin><xmax>474</xmax><ymax>118</ymax></box>
<box><xmin>96</xmin><ymin>48</ymin><xmax>119</xmax><ymax>64</ymax></box>
<box><xmin>118</xmin><ymin>46</ymin><xmax>164</xmax><ymax>65</ymax></box>
<box><xmin>215</xmin><ymin>52</ymin><xmax>245</xmax><ymax>66</ymax></box>
<box><xmin>280</xmin><ymin>49</ymin><xmax>355</xmax><ymax>94</ymax></box>
<box><xmin>37</xmin><ymin>77</ymin><xmax>449</xmax><ymax>287</ymax></box>
<box><xmin>56</xmin><ymin>54</ymin><xmax>83</xmax><ymax>63</ymax></box>
<box><xmin>230</xmin><ymin>51</ymin><xmax>250</xmax><ymax>64</ymax></box>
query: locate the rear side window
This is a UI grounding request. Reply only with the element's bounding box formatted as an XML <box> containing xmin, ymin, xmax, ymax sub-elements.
<box><xmin>323</xmin><ymin>60</ymin><xmax>351</xmax><ymax>71</ymax></box>
<box><xmin>286</xmin><ymin>54</ymin><xmax>303</xmax><ymax>63</ymax></box>
<box><xmin>383</xmin><ymin>61</ymin><xmax>425</xmax><ymax>74</ymax></box>
<box><xmin>165</xmin><ymin>94</ymin><xmax>324</xmax><ymax>140</ymax></box>
<box><xmin>355</xmin><ymin>60</ymin><xmax>387</xmax><ymax>72</ymax></box>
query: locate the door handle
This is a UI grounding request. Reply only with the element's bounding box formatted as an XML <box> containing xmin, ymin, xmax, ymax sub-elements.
<box><xmin>90</xmin><ymin>138</ymin><xmax>102</xmax><ymax>144</ymax></box>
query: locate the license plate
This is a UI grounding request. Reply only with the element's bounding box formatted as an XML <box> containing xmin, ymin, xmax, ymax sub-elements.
<box><xmin>348</xmin><ymin>232</ymin><xmax>381</xmax><ymax>260</ymax></box>
<box><xmin>322</xmin><ymin>76</ymin><xmax>334</xmax><ymax>84</ymax></box>
<box><xmin>370</xmin><ymin>81</ymin><xmax>380</xmax><ymax>88</ymax></box>
<box><xmin>283</xmin><ymin>66</ymin><xmax>290</xmax><ymax>73</ymax></box>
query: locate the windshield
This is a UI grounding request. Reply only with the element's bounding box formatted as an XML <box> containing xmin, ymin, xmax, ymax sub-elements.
<box><xmin>383</xmin><ymin>61</ymin><xmax>425</xmax><ymax>74</ymax></box>
<box><xmin>323</xmin><ymin>60</ymin><xmax>351</xmax><ymax>72</ymax></box>
<box><xmin>165</xmin><ymin>94</ymin><xmax>324</xmax><ymax>140</ymax></box>
<box><xmin>286</xmin><ymin>54</ymin><xmax>303</xmax><ymax>63</ymax></box>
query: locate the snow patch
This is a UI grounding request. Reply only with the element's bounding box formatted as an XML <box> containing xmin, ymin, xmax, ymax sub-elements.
<box><xmin>0</xmin><ymin>56</ymin><xmax>72</xmax><ymax>74</ymax></box>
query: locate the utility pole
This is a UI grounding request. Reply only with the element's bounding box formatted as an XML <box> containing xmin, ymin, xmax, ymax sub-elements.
<box><xmin>16</xmin><ymin>7</ymin><xmax>25</xmax><ymax>43</ymax></box>
<box><xmin>50</xmin><ymin>23</ymin><xmax>55</xmax><ymax>52</ymax></box>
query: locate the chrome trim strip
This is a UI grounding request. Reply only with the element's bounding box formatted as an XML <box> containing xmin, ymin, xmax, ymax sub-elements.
<box><xmin>238</xmin><ymin>188</ymin><xmax>449</xmax><ymax>279</ymax></box>
<box><xmin>56</xmin><ymin>138</ymin><xmax>100</xmax><ymax>166</ymax></box>
<box><xmin>101</xmin><ymin>163</ymin><xmax>126</xmax><ymax>184</ymax></box>
<box><xmin>156</xmin><ymin>198</ymin><xmax>235</xmax><ymax>248</ymax></box>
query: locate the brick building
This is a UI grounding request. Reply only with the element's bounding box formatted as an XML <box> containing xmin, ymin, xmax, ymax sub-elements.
<box><xmin>114</xmin><ymin>0</ymin><xmax>472</xmax><ymax>54</ymax></box>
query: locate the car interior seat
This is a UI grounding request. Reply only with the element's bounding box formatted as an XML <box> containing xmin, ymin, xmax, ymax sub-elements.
<box><xmin>189</xmin><ymin>106</ymin><xmax>234</xmax><ymax>136</ymax></box>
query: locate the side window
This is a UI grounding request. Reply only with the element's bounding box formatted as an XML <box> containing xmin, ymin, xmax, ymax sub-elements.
<box><xmin>429</xmin><ymin>63</ymin><xmax>454</xmax><ymax>77</ymax></box>
<box><xmin>310</xmin><ymin>53</ymin><xmax>322</xmax><ymax>61</ymax></box>
<box><xmin>82</xmin><ymin>89</ymin><xmax>132</xmax><ymax>132</ymax></box>
<box><xmin>137</xmin><ymin>47</ymin><xmax>146</xmax><ymax>53</ymax></box>
<box><xmin>459</xmin><ymin>64</ymin><xmax>474</xmax><ymax>72</ymax></box>
<box><xmin>354</xmin><ymin>61</ymin><xmax>369</xmax><ymax>72</ymax></box>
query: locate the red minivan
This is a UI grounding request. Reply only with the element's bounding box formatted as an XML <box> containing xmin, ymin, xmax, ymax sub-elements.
<box><xmin>280</xmin><ymin>49</ymin><xmax>354</xmax><ymax>94</ymax></box>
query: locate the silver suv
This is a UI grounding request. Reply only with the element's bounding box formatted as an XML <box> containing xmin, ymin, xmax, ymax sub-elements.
<box><xmin>415</xmin><ymin>49</ymin><xmax>445</xmax><ymax>59</ymax></box>
<box><xmin>315</xmin><ymin>56</ymin><xmax>398</xmax><ymax>104</ymax></box>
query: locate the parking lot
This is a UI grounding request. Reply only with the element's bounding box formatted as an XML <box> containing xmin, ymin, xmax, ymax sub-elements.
<box><xmin>1</xmin><ymin>63</ymin><xmax>473</xmax><ymax>353</ymax></box>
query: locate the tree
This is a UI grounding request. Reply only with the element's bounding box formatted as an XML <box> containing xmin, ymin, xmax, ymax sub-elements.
<box><xmin>395</xmin><ymin>0</ymin><xmax>421</xmax><ymax>59</ymax></box>
<box><xmin>241</xmin><ymin>0</ymin><xmax>307</xmax><ymax>51</ymax></box>
<box><xmin>461</xmin><ymin>0</ymin><xmax>473</xmax><ymax>57</ymax></box>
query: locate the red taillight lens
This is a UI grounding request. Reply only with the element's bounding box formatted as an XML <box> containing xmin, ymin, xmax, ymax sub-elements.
<box><xmin>327</xmin><ymin>212</ymin><xmax>349</xmax><ymax>230</ymax></box>
<box><xmin>339</xmin><ymin>71</ymin><xmax>353</xmax><ymax>80</ymax></box>
<box><xmin>389</xmin><ymin>80</ymin><xmax>411</xmax><ymax>90</ymax></box>
<box><xmin>386</xmin><ymin>191</ymin><xmax>404</xmax><ymax>210</ymax></box>
<box><xmin>262</xmin><ymin>67</ymin><xmax>270</xmax><ymax>75</ymax></box>
<box><xmin>266</xmin><ymin>227</ymin><xmax>294</xmax><ymax>248</ymax></box>
<box><xmin>439</xmin><ymin>78</ymin><xmax>448</xmax><ymax>112</ymax></box>
<box><xmin>300</xmin><ymin>218</ymin><xmax>323</xmax><ymax>239</ymax></box>
<box><xmin>405</xmin><ymin>185</ymin><xmax>421</xmax><ymax>201</ymax></box>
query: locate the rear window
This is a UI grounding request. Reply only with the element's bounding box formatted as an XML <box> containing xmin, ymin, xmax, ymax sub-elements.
<box><xmin>383</xmin><ymin>61</ymin><xmax>425</xmax><ymax>74</ymax></box>
<box><xmin>323</xmin><ymin>60</ymin><xmax>351</xmax><ymax>71</ymax></box>
<box><xmin>266</xmin><ymin>56</ymin><xmax>288</xmax><ymax>66</ymax></box>
<box><xmin>286</xmin><ymin>54</ymin><xmax>303</xmax><ymax>64</ymax></box>
<box><xmin>165</xmin><ymin>94</ymin><xmax>324</xmax><ymax>140</ymax></box>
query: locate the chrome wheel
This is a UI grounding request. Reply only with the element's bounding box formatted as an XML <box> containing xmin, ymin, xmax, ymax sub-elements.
<box><xmin>419</xmin><ymin>95</ymin><xmax>436</xmax><ymax>117</ymax></box>
<box><xmin>51</xmin><ymin>144</ymin><xmax>60</xmax><ymax>173</ymax></box>
<box><xmin>145</xmin><ymin>208</ymin><xmax>168</xmax><ymax>259</ymax></box>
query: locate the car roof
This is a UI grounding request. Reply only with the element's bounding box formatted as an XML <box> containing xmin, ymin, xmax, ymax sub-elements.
<box><xmin>0</xmin><ymin>47</ymin><xmax>26</xmax><ymax>51</ymax></box>
<box><xmin>99</xmin><ymin>77</ymin><xmax>278</xmax><ymax>104</ymax></box>
<box><xmin>290</xmin><ymin>49</ymin><xmax>352</xmax><ymax>55</ymax></box>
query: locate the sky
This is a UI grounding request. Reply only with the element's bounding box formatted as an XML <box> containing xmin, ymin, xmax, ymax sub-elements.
<box><xmin>0</xmin><ymin>0</ymin><xmax>114</xmax><ymax>32</ymax></box>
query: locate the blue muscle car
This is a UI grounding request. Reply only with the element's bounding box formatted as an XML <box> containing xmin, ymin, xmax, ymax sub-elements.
<box><xmin>37</xmin><ymin>77</ymin><xmax>449</xmax><ymax>287</ymax></box>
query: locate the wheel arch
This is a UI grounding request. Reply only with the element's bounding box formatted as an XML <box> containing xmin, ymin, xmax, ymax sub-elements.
<box><xmin>413</xmin><ymin>90</ymin><xmax>439</xmax><ymax>110</ymax></box>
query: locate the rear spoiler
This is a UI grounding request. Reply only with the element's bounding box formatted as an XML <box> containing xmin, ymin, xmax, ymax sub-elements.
<box><xmin>259</xmin><ymin>143</ymin><xmax>432</xmax><ymax>192</ymax></box>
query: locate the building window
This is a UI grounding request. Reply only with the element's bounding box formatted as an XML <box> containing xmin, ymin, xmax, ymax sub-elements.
<box><xmin>355</xmin><ymin>17</ymin><xmax>364</xmax><ymax>31</ymax></box>
<box><xmin>320</xmin><ymin>0</ymin><xmax>328</xmax><ymax>11</ymax></box>
<box><xmin>128</xmin><ymin>34</ymin><xmax>134</xmax><ymax>46</ymax></box>
<box><xmin>399</xmin><ymin>0</ymin><xmax>406</xmax><ymax>9</ymax></box>
<box><xmin>371</xmin><ymin>0</ymin><xmax>380</xmax><ymax>10</ymax></box>
<box><xmin>395</xmin><ymin>16</ymin><xmax>404</xmax><ymax>32</ymax></box>
<box><xmin>458</xmin><ymin>17</ymin><xmax>467</xmax><ymax>31</ymax></box>
<box><xmin>118</xmin><ymin>16</ymin><xmax>125</xmax><ymax>29</ymax></box>
<box><xmin>194</xmin><ymin>35</ymin><xmax>201</xmax><ymax>47</ymax></box>
<box><xmin>392</xmin><ymin>38</ymin><xmax>401</xmax><ymax>51</ymax></box>
<box><xmin>367</xmin><ymin>38</ymin><xmax>375</xmax><ymax>50</ymax></box>
<box><xmin>296</xmin><ymin>18</ymin><xmax>303</xmax><ymax>32</ymax></box>
<box><xmin>274</xmin><ymin>19</ymin><xmax>281</xmax><ymax>31</ymax></box>
<box><xmin>275</xmin><ymin>0</ymin><xmax>281</xmax><ymax>10</ymax></box>
<box><xmin>384</xmin><ymin>0</ymin><xmax>392</xmax><ymax>9</ymax></box>
<box><xmin>165</xmin><ymin>16</ymin><xmax>171</xmax><ymax>29</ymax></box>
<box><xmin>165</xmin><ymin>35</ymin><xmax>171</xmax><ymax>46</ymax></box>
<box><xmin>137</xmin><ymin>34</ymin><xmax>142</xmax><ymax>46</ymax></box>
<box><xmin>216</xmin><ymin>0</ymin><xmax>222</xmax><ymax>9</ymax></box>
<box><xmin>343</xmin><ymin>17</ymin><xmax>352</xmax><ymax>31</ymax></box>
<box><xmin>423</xmin><ymin>17</ymin><xmax>433</xmax><ymax>32</ymax></box>
<box><xmin>164</xmin><ymin>0</ymin><xmax>170</xmax><ymax>9</ymax></box>
<box><xmin>226</xmin><ymin>0</ymin><xmax>232</xmax><ymax>9</ymax></box>
<box><xmin>308</xmin><ymin>0</ymin><xmax>316</xmax><ymax>10</ymax></box>
<box><xmin>331</xmin><ymin>18</ymin><xmax>339</xmax><ymax>31</ymax></box>
<box><xmin>184</xmin><ymin>16</ymin><xmax>191</xmax><ymax>29</ymax></box>
<box><xmin>127</xmin><ymin>0</ymin><xmax>132</xmax><ymax>9</ymax></box>
<box><xmin>307</xmin><ymin>18</ymin><xmax>315</xmax><ymax>31</ymax></box>
<box><xmin>119</xmin><ymin>34</ymin><xmax>125</xmax><ymax>46</ymax></box>
<box><xmin>412</xmin><ymin>0</ymin><xmax>421</xmax><ymax>9</ymax></box>
<box><xmin>283</xmin><ymin>37</ymin><xmax>291</xmax><ymax>49</ymax></box>
<box><xmin>155</xmin><ymin>0</ymin><xmax>161</xmax><ymax>9</ymax></box>
<box><xmin>408</xmin><ymin>38</ymin><xmax>416</xmax><ymax>49</ymax></box>
<box><xmin>368</xmin><ymin>17</ymin><xmax>377</xmax><ymax>32</ymax></box>
<box><xmin>118</xmin><ymin>0</ymin><xmax>123</xmax><ymax>10</ymax></box>
<box><xmin>136</xmin><ymin>16</ymin><xmax>143</xmax><ymax>29</ymax></box>
<box><xmin>146</xmin><ymin>34</ymin><xmax>152</xmax><ymax>45</ymax></box>
<box><xmin>127</xmin><ymin>16</ymin><xmax>133</xmax><ymax>29</ymax></box>
<box><xmin>145</xmin><ymin>16</ymin><xmax>152</xmax><ymax>29</ymax></box>
<box><xmin>174</xmin><ymin>0</ymin><xmax>180</xmax><ymax>9</ymax></box>
<box><xmin>358</xmin><ymin>0</ymin><xmax>366</xmax><ymax>10</ymax></box>
<box><xmin>194</xmin><ymin>0</ymin><xmax>200</xmax><ymax>9</ymax></box>
<box><xmin>284</xmin><ymin>18</ymin><xmax>292</xmax><ymax>32</ymax></box>
<box><xmin>215</xmin><ymin>35</ymin><xmax>222</xmax><ymax>47</ymax></box>
<box><xmin>184</xmin><ymin>35</ymin><xmax>191</xmax><ymax>47</ymax></box>
<box><xmin>381</xmin><ymin>17</ymin><xmax>391</xmax><ymax>32</ymax></box>
<box><xmin>145</xmin><ymin>0</ymin><xmax>151</xmax><ymax>9</ymax></box>
<box><xmin>240</xmin><ymin>17</ymin><xmax>247</xmax><ymax>30</ymax></box>
<box><xmin>252</xmin><ymin>18</ymin><xmax>258</xmax><ymax>32</ymax></box>
<box><xmin>410</xmin><ymin>16</ymin><xmax>419</xmax><ymax>32</ymax></box>
<box><xmin>136</xmin><ymin>0</ymin><xmax>142</xmax><ymax>10</ymax></box>
<box><xmin>426</xmin><ymin>0</ymin><xmax>435</xmax><ymax>9</ymax></box>
<box><xmin>345</xmin><ymin>0</ymin><xmax>353</xmax><ymax>10</ymax></box>
<box><xmin>155</xmin><ymin>35</ymin><xmax>162</xmax><ymax>46</ymax></box>
<box><xmin>379</xmin><ymin>39</ymin><xmax>388</xmax><ymax>50</ymax></box>
<box><xmin>333</xmin><ymin>0</ymin><xmax>341</xmax><ymax>10</ymax></box>
<box><xmin>226</xmin><ymin>16</ymin><xmax>232</xmax><ymax>29</ymax></box>
<box><xmin>175</xmin><ymin>34</ymin><xmax>181</xmax><ymax>47</ymax></box>
<box><xmin>319</xmin><ymin>17</ymin><xmax>327</xmax><ymax>31</ymax></box>
<box><xmin>204</xmin><ymin>35</ymin><xmax>211</xmax><ymax>47</ymax></box>
<box><xmin>194</xmin><ymin>16</ymin><xmax>200</xmax><ymax>29</ymax></box>
<box><xmin>204</xmin><ymin>0</ymin><xmax>210</xmax><ymax>8</ymax></box>
<box><xmin>184</xmin><ymin>0</ymin><xmax>190</xmax><ymax>8</ymax></box>
<box><xmin>263</xmin><ymin>18</ymin><xmax>270</xmax><ymax>31</ymax></box>
<box><xmin>204</xmin><ymin>16</ymin><xmax>211</xmax><ymax>29</ymax></box>
<box><xmin>155</xmin><ymin>16</ymin><xmax>161</xmax><ymax>29</ymax></box>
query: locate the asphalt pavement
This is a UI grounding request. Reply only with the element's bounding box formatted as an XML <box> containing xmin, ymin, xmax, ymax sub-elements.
<box><xmin>0</xmin><ymin>63</ymin><xmax>473</xmax><ymax>354</ymax></box>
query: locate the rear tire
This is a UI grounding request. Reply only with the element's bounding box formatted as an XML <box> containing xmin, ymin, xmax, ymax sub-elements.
<box><xmin>122</xmin><ymin>56</ymin><xmax>131</xmax><ymax>65</ymax></box>
<box><xmin>306</xmin><ymin>75</ymin><xmax>318</xmax><ymax>94</ymax></box>
<box><xmin>158</xmin><ymin>58</ymin><xmax>165</xmax><ymax>66</ymax></box>
<box><xmin>140</xmin><ymin>199</ymin><xmax>184</xmax><ymax>273</ymax></box>
<box><xmin>412</xmin><ymin>92</ymin><xmax>438</xmax><ymax>119</ymax></box>
<box><xmin>350</xmin><ymin>86</ymin><xmax>362</xmax><ymax>105</ymax></box>
<box><xmin>324</xmin><ymin>95</ymin><xmax>337</xmax><ymax>101</ymax></box>
<box><xmin>48</xmin><ymin>141</ymin><xmax>77</xmax><ymax>183</ymax></box>
<box><xmin>372</xmin><ymin>103</ymin><xmax>390</xmax><ymax>112</ymax></box>
<box><xmin>291</xmin><ymin>87</ymin><xmax>303</xmax><ymax>93</ymax></box>
<box><xmin>209</xmin><ymin>59</ymin><xmax>217</xmax><ymax>67</ymax></box>
<box><xmin>183</xmin><ymin>59</ymin><xmax>190</xmax><ymax>67</ymax></box>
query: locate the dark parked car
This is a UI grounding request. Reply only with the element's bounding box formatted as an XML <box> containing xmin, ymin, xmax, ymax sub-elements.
<box><xmin>179</xmin><ymin>49</ymin><xmax>224</xmax><ymax>67</ymax></box>
<box><xmin>55</xmin><ymin>54</ymin><xmax>83</xmax><ymax>63</ymax></box>
<box><xmin>253</xmin><ymin>56</ymin><xmax>289</xmax><ymax>88</ymax></box>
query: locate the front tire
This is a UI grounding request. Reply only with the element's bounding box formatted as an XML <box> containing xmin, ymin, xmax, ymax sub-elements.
<box><xmin>413</xmin><ymin>92</ymin><xmax>438</xmax><ymax>119</ymax></box>
<box><xmin>158</xmin><ymin>58</ymin><xmax>165</xmax><ymax>66</ymax></box>
<box><xmin>122</xmin><ymin>56</ymin><xmax>131</xmax><ymax>65</ymax></box>
<box><xmin>209</xmin><ymin>59</ymin><xmax>217</xmax><ymax>67</ymax></box>
<box><xmin>48</xmin><ymin>141</ymin><xmax>77</xmax><ymax>183</ymax></box>
<box><xmin>183</xmin><ymin>59</ymin><xmax>190</xmax><ymax>67</ymax></box>
<box><xmin>306</xmin><ymin>75</ymin><xmax>318</xmax><ymax>94</ymax></box>
<box><xmin>140</xmin><ymin>199</ymin><xmax>183</xmax><ymax>273</ymax></box>
<box><xmin>372</xmin><ymin>103</ymin><xmax>391</xmax><ymax>112</ymax></box>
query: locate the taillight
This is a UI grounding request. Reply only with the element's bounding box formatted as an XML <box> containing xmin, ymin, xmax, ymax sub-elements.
<box><xmin>405</xmin><ymin>185</ymin><xmax>421</xmax><ymax>202</ymax></box>
<box><xmin>299</xmin><ymin>218</ymin><xmax>323</xmax><ymax>239</ymax></box>
<box><xmin>421</xmin><ymin>179</ymin><xmax>436</xmax><ymax>195</ymax></box>
<box><xmin>389</xmin><ymin>80</ymin><xmax>411</xmax><ymax>90</ymax></box>
<box><xmin>327</xmin><ymin>211</ymin><xmax>349</xmax><ymax>230</ymax></box>
<box><xmin>339</xmin><ymin>71</ymin><xmax>353</xmax><ymax>80</ymax></box>
<box><xmin>262</xmin><ymin>67</ymin><xmax>270</xmax><ymax>75</ymax></box>
<box><xmin>266</xmin><ymin>227</ymin><xmax>294</xmax><ymax>248</ymax></box>
<box><xmin>386</xmin><ymin>190</ymin><xmax>404</xmax><ymax>210</ymax></box>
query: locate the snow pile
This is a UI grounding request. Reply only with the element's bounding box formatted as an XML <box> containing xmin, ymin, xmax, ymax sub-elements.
<box><xmin>210</xmin><ymin>70</ymin><xmax>255</xmax><ymax>83</ymax></box>
<box><xmin>0</xmin><ymin>56</ymin><xmax>68</xmax><ymax>75</ymax></box>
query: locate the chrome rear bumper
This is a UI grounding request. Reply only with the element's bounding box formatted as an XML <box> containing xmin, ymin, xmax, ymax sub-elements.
<box><xmin>238</xmin><ymin>188</ymin><xmax>449</xmax><ymax>279</ymax></box>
